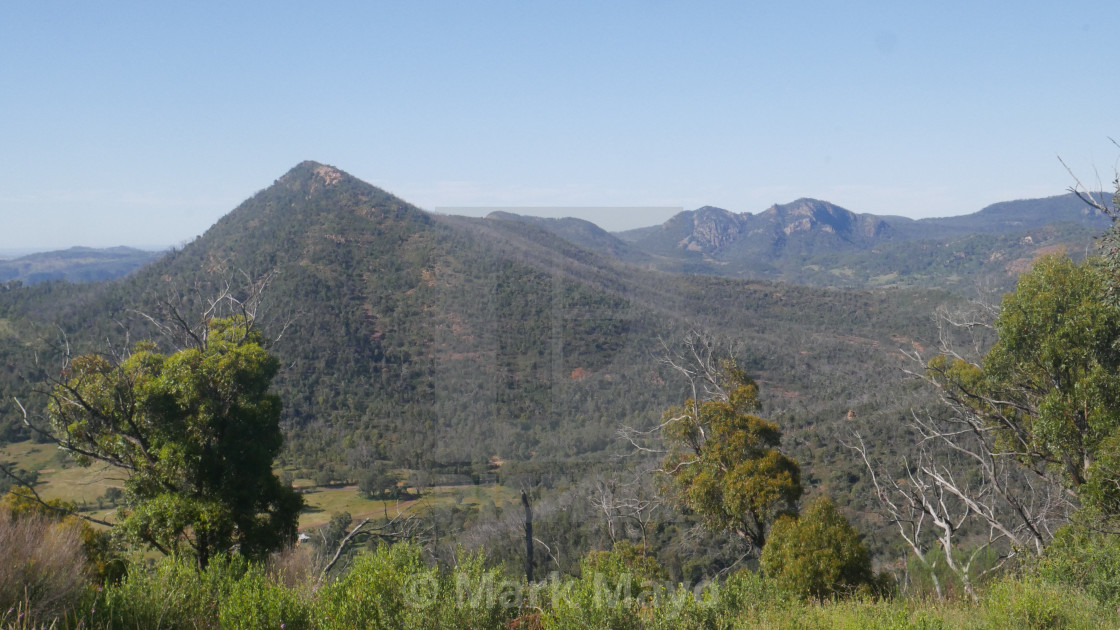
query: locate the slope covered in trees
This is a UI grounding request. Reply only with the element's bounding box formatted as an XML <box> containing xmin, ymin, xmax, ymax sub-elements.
<box><xmin>0</xmin><ymin>161</ymin><xmax>943</xmax><ymax>457</ymax></box>
<box><xmin>0</xmin><ymin>162</ymin><xmax>956</xmax><ymax>571</ymax></box>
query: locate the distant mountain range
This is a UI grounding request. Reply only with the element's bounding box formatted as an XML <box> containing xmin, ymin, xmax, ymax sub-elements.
<box><xmin>494</xmin><ymin>194</ymin><xmax>1111</xmax><ymax>291</ymax></box>
<box><xmin>0</xmin><ymin>246</ymin><xmax>163</xmax><ymax>285</ymax></box>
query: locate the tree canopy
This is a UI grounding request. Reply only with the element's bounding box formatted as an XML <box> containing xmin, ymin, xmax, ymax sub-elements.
<box><xmin>47</xmin><ymin>315</ymin><xmax>302</xmax><ymax>567</ymax></box>
<box><xmin>659</xmin><ymin>345</ymin><xmax>802</xmax><ymax>552</ymax></box>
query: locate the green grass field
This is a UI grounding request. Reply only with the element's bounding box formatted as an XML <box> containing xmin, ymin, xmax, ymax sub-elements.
<box><xmin>297</xmin><ymin>481</ymin><xmax>519</xmax><ymax>530</ymax></box>
<box><xmin>1</xmin><ymin>441</ymin><xmax>126</xmax><ymax>504</ymax></box>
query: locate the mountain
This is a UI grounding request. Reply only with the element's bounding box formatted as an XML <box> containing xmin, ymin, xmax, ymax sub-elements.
<box><xmin>3</xmin><ymin>162</ymin><xmax>1027</xmax><ymax>572</ymax></box>
<box><xmin>0</xmin><ymin>162</ymin><xmax>945</xmax><ymax>491</ymax></box>
<box><xmin>613</xmin><ymin>193</ymin><xmax>1111</xmax><ymax>290</ymax></box>
<box><xmin>0</xmin><ymin>246</ymin><xmax>164</xmax><ymax>284</ymax></box>
<box><xmin>628</xmin><ymin>199</ymin><xmax>893</xmax><ymax>256</ymax></box>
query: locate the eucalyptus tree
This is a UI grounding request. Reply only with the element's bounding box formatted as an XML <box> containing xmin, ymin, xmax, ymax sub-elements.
<box><xmin>653</xmin><ymin>334</ymin><xmax>802</xmax><ymax>554</ymax></box>
<box><xmin>46</xmin><ymin>314</ymin><xmax>302</xmax><ymax>567</ymax></box>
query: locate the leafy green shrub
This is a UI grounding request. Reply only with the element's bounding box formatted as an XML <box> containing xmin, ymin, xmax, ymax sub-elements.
<box><xmin>541</xmin><ymin>573</ymin><xmax>643</xmax><ymax>630</ymax></box>
<box><xmin>218</xmin><ymin>564</ymin><xmax>314</xmax><ymax>630</ymax></box>
<box><xmin>579</xmin><ymin>540</ymin><xmax>667</xmax><ymax>597</ymax></box>
<box><xmin>760</xmin><ymin>496</ymin><xmax>875</xmax><ymax>600</ymax></box>
<box><xmin>540</xmin><ymin>544</ymin><xmax>653</xmax><ymax>630</ymax></box>
<box><xmin>714</xmin><ymin>567</ymin><xmax>793</xmax><ymax>617</ymax></box>
<box><xmin>317</xmin><ymin>542</ymin><xmax>522</xmax><ymax>630</ymax></box>
<box><xmin>92</xmin><ymin>554</ymin><xmax>249</xmax><ymax>629</ymax></box>
<box><xmin>1037</xmin><ymin>524</ymin><xmax>1120</xmax><ymax>606</ymax></box>
<box><xmin>430</xmin><ymin>549</ymin><xmax>521</xmax><ymax>630</ymax></box>
<box><xmin>315</xmin><ymin>542</ymin><xmax>437</xmax><ymax>629</ymax></box>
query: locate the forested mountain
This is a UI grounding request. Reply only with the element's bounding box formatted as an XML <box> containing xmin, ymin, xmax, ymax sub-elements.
<box><xmin>0</xmin><ymin>246</ymin><xmax>163</xmax><ymax>284</ymax></box>
<box><xmin>0</xmin><ymin>161</ymin><xmax>942</xmax><ymax>463</ymax></box>
<box><xmin>0</xmin><ymin>158</ymin><xmax>945</xmax><ymax>466</ymax></box>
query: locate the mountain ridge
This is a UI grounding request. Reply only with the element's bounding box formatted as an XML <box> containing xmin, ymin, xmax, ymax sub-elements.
<box><xmin>0</xmin><ymin>246</ymin><xmax>163</xmax><ymax>285</ymax></box>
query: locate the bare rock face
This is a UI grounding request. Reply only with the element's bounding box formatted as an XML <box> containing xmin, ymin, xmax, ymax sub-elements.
<box><xmin>678</xmin><ymin>206</ymin><xmax>744</xmax><ymax>251</ymax></box>
<box><xmin>657</xmin><ymin>199</ymin><xmax>892</xmax><ymax>256</ymax></box>
<box><xmin>760</xmin><ymin>199</ymin><xmax>890</xmax><ymax>241</ymax></box>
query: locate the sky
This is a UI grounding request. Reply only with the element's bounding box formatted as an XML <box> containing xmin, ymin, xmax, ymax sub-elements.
<box><xmin>1</xmin><ymin>1</ymin><xmax>1119</xmax><ymax>253</ymax></box>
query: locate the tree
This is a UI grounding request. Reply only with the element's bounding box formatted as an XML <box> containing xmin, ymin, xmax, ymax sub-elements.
<box><xmin>654</xmin><ymin>334</ymin><xmax>802</xmax><ymax>553</ymax></box>
<box><xmin>760</xmin><ymin>496</ymin><xmax>874</xmax><ymax>599</ymax></box>
<box><xmin>853</xmin><ymin>254</ymin><xmax>1120</xmax><ymax>599</ymax></box>
<box><xmin>359</xmin><ymin>463</ymin><xmax>400</xmax><ymax>500</ymax></box>
<box><xmin>45</xmin><ymin>315</ymin><xmax>303</xmax><ymax>567</ymax></box>
<box><xmin>928</xmin><ymin>255</ymin><xmax>1120</xmax><ymax>521</ymax></box>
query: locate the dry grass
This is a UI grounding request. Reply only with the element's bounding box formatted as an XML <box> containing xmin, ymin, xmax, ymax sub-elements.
<box><xmin>266</xmin><ymin>544</ymin><xmax>318</xmax><ymax>589</ymax></box>
<box><xmin>0</xmin><ymin>507</ymin><xmax>89</xmax><ymax>625</ymax></box>
<box><xmin>296</xmin><ymin>482</ymin><xmax>518</xmax><ymax>531</ymax></box>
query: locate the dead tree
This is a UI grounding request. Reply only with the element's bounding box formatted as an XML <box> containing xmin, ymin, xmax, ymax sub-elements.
<box><xmin>318</xmin><ymin>503</ymin><xmax>427</xmax><ymax>582</ymax></box>
<box><xmin>846</xmin><ymin>430</ymin><xmax>1065</xmax><ymax>600</ymax></box>
<box><xmin>521</xmin><ymin>489</ymin><xmax>534</xmax><ymax>583</ymax></box>
<box><xmin>850</xmin><ymin>296</ymin><xmax>1075</xmax><ymax>598</ymax></box>
<box><xmin>617</xmin><ymin>331</ymin><xmax>736</xmax><ymax>458</ymax></box>
<box><xmin>588</xmin><ymin>472</ymin><xmax>662</xmax><ymax>550</ymax></box>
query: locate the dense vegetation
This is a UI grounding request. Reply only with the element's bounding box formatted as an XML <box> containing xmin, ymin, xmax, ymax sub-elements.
<box><xmin>4</xmin><ymin>517</ymin><xmax>1119</xmax><ymax>629</ymax></box>
<box><xmin>5</xmin><ymin>161</ymin><xmax>1120</xmax><ymax>628</ymax></box>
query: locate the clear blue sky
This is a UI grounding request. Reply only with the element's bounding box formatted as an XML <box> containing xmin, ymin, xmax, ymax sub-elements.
<box><xmin>2</xmin><ymin>1</ymin><xmax>1118</xmax><ymax>251</ymax></box>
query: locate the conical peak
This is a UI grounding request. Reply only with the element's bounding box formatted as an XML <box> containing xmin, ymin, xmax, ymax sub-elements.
<box><xmin>275</xmin><ymin>160</ymin><xmax>349</xmax><ymax>190</ymax></box>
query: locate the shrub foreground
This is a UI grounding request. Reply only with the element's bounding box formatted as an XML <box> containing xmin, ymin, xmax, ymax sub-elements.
<box><xmin>5</xmin><ymin>539</ymin><xmax>1120</xmax><ymax>630</ymax></box>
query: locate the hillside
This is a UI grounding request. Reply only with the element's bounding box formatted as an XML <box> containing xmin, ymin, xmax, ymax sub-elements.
<box><xmin>0</xmin><ymin>162</ymin><xmax>962</xmax><ymax>569</ymax></box>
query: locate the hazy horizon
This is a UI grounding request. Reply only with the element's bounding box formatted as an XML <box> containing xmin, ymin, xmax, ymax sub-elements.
<box><xmin>1</xmin><ymin>183</ymin><xmax>1096</xmax><ymax>256</ymax></box>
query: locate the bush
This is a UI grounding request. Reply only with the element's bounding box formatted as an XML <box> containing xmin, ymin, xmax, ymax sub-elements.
<box><xmin>93</xmin><ymin>554</ymin><xmax>248</xmax><ymax>629</ymax></box>
<box><xmin>1037</xmin><ymin>524</ymin><xmax>1120</xmax><ymax>606</ymax></box>
<box><xmin>542</xmin><ymin>542</ymin><xmax>671</xmax><ymax>630</ymax></box>
<box><xmin>760</xmin><ymin>496</ymin><xmax>875</xmax><ymax>600</ymax></box>
<box><xmin>317</xmin><ymin>542</ymin><xmax>522</xmax><ymax>630</ymax></box>
<box><xmin>218</xmin><ymin>564</ymin><xmax>314</xmax><ymax>630</ymax></box>
<box><xmin>579</xmin><ymin>540</ymin><xmax>668</xmax><ymax>596</ymax></box>
<box><xmin>433</xmin><ymin>549</ymin><xmax>521</xmax><ymax>630</ymax></box>
<box><xmin>3</xmin><ymin>485</ymin><xmax>126</xmax><ymax>584</ymax></box>
<box><xmin>714</xmin><ymin>567</ymin><xmax>793</xmax><ymax>616</ymax></box>
<box><xmin>315</xmin><ymin>542</ymin><xmax>436</xmax><ymax>629</ymax></box>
